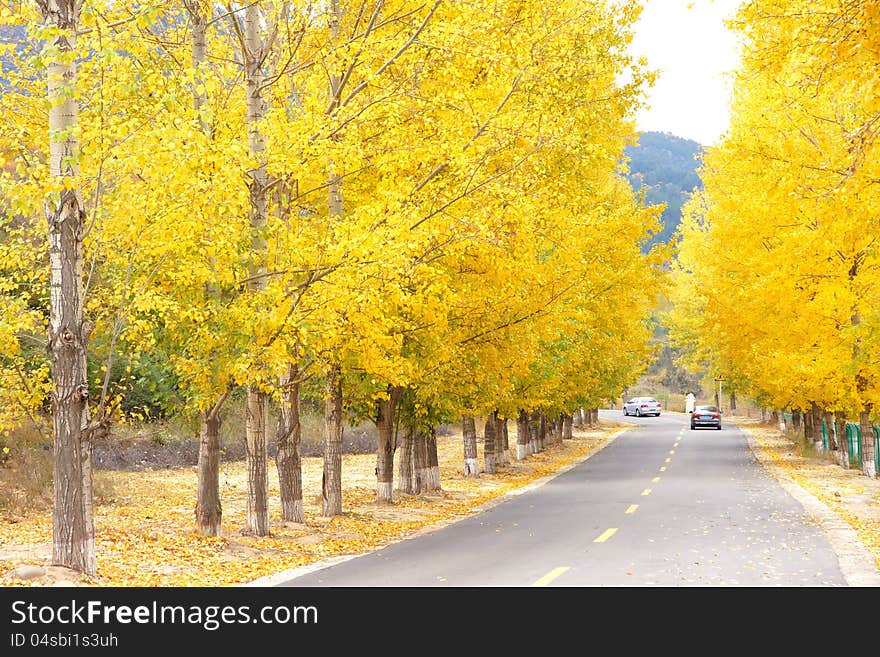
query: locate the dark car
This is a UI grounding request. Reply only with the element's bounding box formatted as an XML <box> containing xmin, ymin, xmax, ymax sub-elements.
<box><xmin>690</xmin><ymin>405</ymin><xmax>721</xmax><ymax>430</ymax></box>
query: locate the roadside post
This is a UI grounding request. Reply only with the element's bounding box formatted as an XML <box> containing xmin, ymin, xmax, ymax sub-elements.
<box><xmin>714</xmin><ymin>375</ymin><xmax>724</xmax><ymax>414</ymax></box>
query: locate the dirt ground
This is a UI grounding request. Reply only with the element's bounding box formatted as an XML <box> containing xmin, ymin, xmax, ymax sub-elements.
<box><xmin>0</xmin><ymin>421</ymin><xmax>624</xmax><ymax>587</ymax></box>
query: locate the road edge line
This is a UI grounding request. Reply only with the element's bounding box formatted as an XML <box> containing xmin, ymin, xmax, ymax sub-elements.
<box><xmin>739</xmin><ymin>424</ymin><xmax>880</xmax><ymax>587</ymax></box>
<box><xmin>242</xmin><ymin>422</ymin><xmax>633</xmax><ymax>587</ymax></box>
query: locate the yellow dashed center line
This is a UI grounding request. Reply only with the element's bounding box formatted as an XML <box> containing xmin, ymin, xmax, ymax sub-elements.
<box><xmin>625</xmin><ymin>504</ymin><xmax>639</xmax><ymax>514</ymax></box>
<box><xmin>665</xmin><ymin>457</ymin><xmax>672</xmax><ymax>463</ymax></box>
<box><xmin>652</xmin><ymin>476</ymin><xmax>660</xmax><ymax>483</ymax></box>
<box><xmin>532</xmin><ymin>566</ymin><xmax>570</xmax><ymax>587</ymax></box>
<box><xmin>669</xmin><ymin>450</ymin><xmax>675</xmax><ymax>455</ymax></box>
<box><xmin>660</xmin><ymin>466</ymin><xmax>667</xmax><ymax>472</ymax></box>
<box><xmin>641</xmin><ymin>488</ymin><xmax>652</xmax><ymax>496</ymax></box>
<box><xmin>594</xmin><ymin>528</ymin><xmax>618</xmax><ymax>543</ymax></box>
<box><xmin>674</xmin><ymin>442</ymin><xmax>679</xmax><ymax>447</ymax></box>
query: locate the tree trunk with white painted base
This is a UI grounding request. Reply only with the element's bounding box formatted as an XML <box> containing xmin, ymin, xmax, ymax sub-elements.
<box><xmin>462</xmin><ymin>415</ymin><xmax>479</xmax><ymax>476</ymax></box>
<box><xmin>424</xmin><ymin>429</ymin><xmax>441</xmax><ymax>492</ymax></box>
<box><xmin>562</xmin><ymin>414</ymin><xmax>573</xmax><ymax>439</ymax></box>
<box><xmin>496</xmin><ymin>416</ymin><xmax>509</xmax><ymax>465</ymax></box>
<box><xmin>322</xmin><ymin>365</ymin><xmax>344</xmax><ymax>516</ymax></box>
<box><xmin>276</xmin><ymin>364</ymin><xmax>303</xmax><ymax>523</ymax></box>
<box><xmin>375</xmin><ymin>387</ymin><xmax>400</xmax><ymax>504</ymax></box>
<box><xmin>412</xmin><ymin>429</ymin><xmax>427</xmax><ymax>494</ymax></box>
<box><xmin>398</xmin><ymin>426</ymin><xmax>414</xmax><ymax>493</ymax></box>
<box><xmin>516</xmin><ymin>410</ymin><xmax>529</xmax><ymax>460</ymax></box>
<box><xmin>483</xmin><ymin>414</ymin><xmax>497</xmax><ymax>474</ymax></box>
<box><xmin>792</xmin><ymin>410</ymin><xmax>802</xmax><ymax>432</ymax></box>
<box><xmin>835</xmin><ymin>411</ymin><xmax>849</xmax><ymax>468</ymax></box>
<box><xmin>810</xmin><ymin>402</ymin><xmax>823</xmax><ymax>452</ymax></box>
<box><xmin>529</xmin><ymin>411</ymin><xmax>541</xmax><ymax>453</ymax></box>
<box><xmin>859</xmin><ymin>407</ymin><xmax>876</xmax><ymax>479</ymax></box>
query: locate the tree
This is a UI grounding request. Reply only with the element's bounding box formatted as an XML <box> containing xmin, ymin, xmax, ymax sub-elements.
<box><xmin>39</xmin><ymin>0</ymin><xmax>96</xmax><ymax>575</ymax></box>
<box><xmin>667</xmin><ymin>0</ymin><xmax>880</xmax><ymax>478</ymax></box>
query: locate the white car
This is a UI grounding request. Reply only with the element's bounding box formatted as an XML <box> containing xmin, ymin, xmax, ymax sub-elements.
<box><xmin>623</xmin><ymin>397</ymin><xmax>662</xmax><ymax>417</ymax></box>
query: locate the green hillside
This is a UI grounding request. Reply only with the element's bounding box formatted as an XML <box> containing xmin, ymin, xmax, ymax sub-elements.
<box><xmin>624</xmin><ymin>131</ymin><xmax>703</xmax><ymax>246</ymax></box>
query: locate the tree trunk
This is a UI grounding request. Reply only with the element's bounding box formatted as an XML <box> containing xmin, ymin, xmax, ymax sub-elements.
<box><xmin>516</xmin><ymin>410</ymin><xmax>529</xmax><ymax>460</ymax></box>
<box><xmin>495</xmin><ymin>415</ymin><xmax>509</xmax><ymax>466</ymax></box>
<box><xmin>772</xmin><ymin>409</ymin><xmax>784</xmax><ymax>431</ymax></box>
<box><xmin>187</xmin><ymin>0</ymin><xmax>225</xmax><ymax>538</ymax></box>
<box><xmin>810</xmin><ymin>402</ymin><xmax>823</xmax><ymax>451</ymax></box>
<box><xmin>276</xmin><ymin>364</ymin><xmax>303</xmax><ymax>523</ymax></box>
<box><xmin>412</xmin><ymin>429</ymin><xmax>427</xmax><ymax>494</ymax></box>
<box><xmin>43</xmin><ymin>0</ymin><xmax>95</xmax><ymax>576</ymax></box>
<box><xmin>529</xmin><ymin>411</ymin><xmax>541</xmax><ymax>453</ymax></box>
<box><xmin>196</xmin><ymin>409</ymin><xmax>223</xmax><ymax>535</ymax></box>
<box><xmin>483</xmin><ymin>413</ymin><xmax>496</xmax><ymax>474</ymax></box>
<box><xmin>424</xmin><ymin>429</ymin><xmax>441</xmax><ymax>492</ymax></box>
<box><xmin>592</xmin><ymin>408</ymin><xmax>599</xmax><ymax>426</ymax></box>
<box><xmin>398</xmin><ymin>426</ymin><xmax>414</xmax><ymax>493</ymax></box>
<box><xmin>562</xmin><ymin>413</ymin><xmax>573</xmax><ymax>440</ymax></box>
<box><xmin>849</xmin><ymin>257</ymin><xmax>872</xmax><ymax>477</ymax></box>
<box><xmin>241</xmin><ymin>2</ymin><xmax>272</xmax><ymax>538</ymax></box>
<box><xmin>538</xmin><ymin>413</ymin><xmax>547</xmax><ymax>451</ymax></box>
<box><xmin>322</xmin><ymin>365</ymin><xmax>343</xmax><ymax>516</ymax></box>
<box><xmin>835</xmin><ymin>411</ymin><xmax>849</xmax><ymax>468</ymax></box>
<box><xmin>462</xmin><ymin>414</ymin><xmax>479</xmax><ymax>476</ymax></box>
<box><xmin>185</xmin><ymin>0</ymin><xmax>211</xmax><ymax>136</ymax></box>
<box><xmin>803</xmin><ymin>408</ymin><xmax>813</xmax><ymax>443</ymax></box>
<box><xmin>327</xmin><ymin>0</ymin><xmax>344</xmax><ymax>230</ymax></box>
<box><xmin>529</xmin><ymin>411</ymin><xmax>541</xmax><ymax>454</ymax></box>
<box><xmin>375</xmin><ymin>386</ymin><xmax>401</xmax><ymax>503</ymax></box>
<box><xmin>792</xmin><ymin>410</ymin><xmax>802</xmax><ymax>431</ymax></box>
<box><xmin>729</xmin><ymin>392</ymin><xmax>737</xmax><ymax>412</ymax></box>
<box><xmin>859</xmin><ymin>406</ymin><xmax>876</xmax><ymax>479</ymax></box>
<box><xmin>244</xmin><ymin>387</ymin><xmax>270</xmax><ymax>535</ymax></box>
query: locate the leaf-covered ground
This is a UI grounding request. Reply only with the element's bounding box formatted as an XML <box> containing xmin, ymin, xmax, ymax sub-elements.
<box><xmin>743</xmin><ymin>420</ymin><xmax>880</xmax><ymax>570</ymax></box>
<box><xmin>0</xmin><ymin>423</ymin><xmax>622</xmax><ymax>586</ymax></box>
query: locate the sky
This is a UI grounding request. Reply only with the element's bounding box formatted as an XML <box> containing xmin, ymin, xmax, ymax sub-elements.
<box><xmin>628</xmin><ymin>0</ymin><xmax>743</xmax><ymax>146</ymax></box>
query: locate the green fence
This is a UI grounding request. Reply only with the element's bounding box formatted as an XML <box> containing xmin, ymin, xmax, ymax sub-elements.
<box><xmin>794</xmin><ymin>416</ymin><xmax>878</xmax><ymax>472</ymax></box>
<box><xmin>844</xmin><ymin>423</ymin><xmax>861</xmax><ymax>467</ymax></box>
<box><xmin>876</xmin><ymin>426</ymin><xmax>880</xmax><ymax>474</ymax></box>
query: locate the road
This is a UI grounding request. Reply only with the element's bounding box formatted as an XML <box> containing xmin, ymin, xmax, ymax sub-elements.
<box><xmin>278</xmin><ymin>411</ymin><xmax>847</xmax><ymax>586</ymax></box>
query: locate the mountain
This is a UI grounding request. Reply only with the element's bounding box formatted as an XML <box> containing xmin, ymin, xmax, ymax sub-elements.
<box><xmin>624</xmin><ymin>131</ymin><xmax>703</xmax><ymax>247</ymax></box>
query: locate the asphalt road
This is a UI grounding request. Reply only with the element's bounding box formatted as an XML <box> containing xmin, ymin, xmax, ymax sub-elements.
<box><xmin>278</xmin><ymin>411</ymin><xmax>847</xmax><ymax>586</ymax></box>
